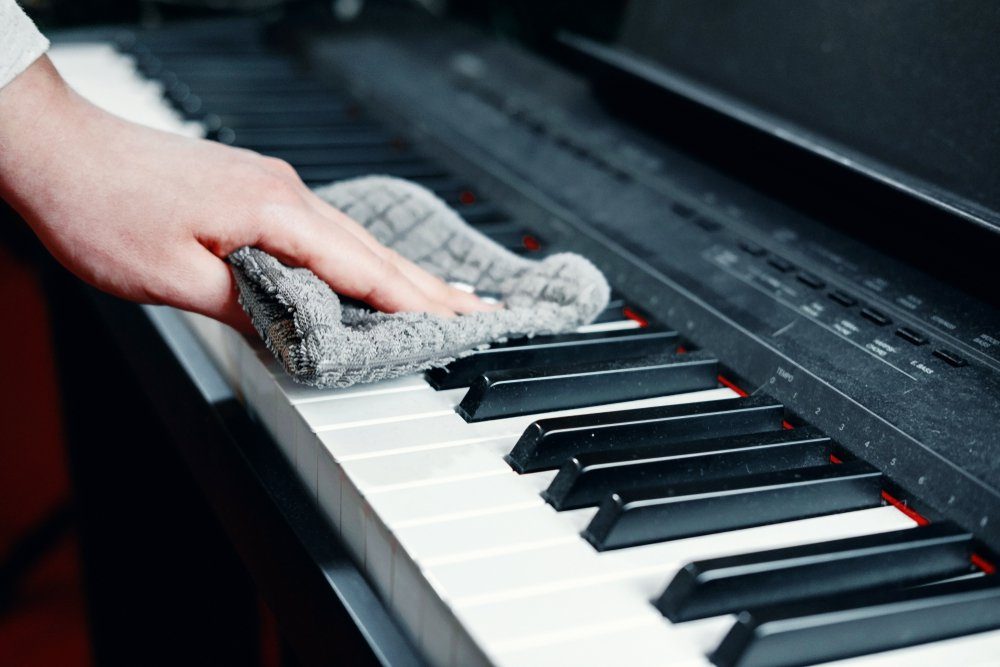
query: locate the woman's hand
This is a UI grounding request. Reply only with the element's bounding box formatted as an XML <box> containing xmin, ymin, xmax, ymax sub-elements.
<box><xmin>0</xmin><ymin>56</ymin><xmax>493</xmax><ymax>330</ymax></box>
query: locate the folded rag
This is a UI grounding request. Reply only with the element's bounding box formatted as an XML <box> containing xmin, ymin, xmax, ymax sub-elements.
<box><xmin>229</xmin><ymin>176</ymin><xmax>610</xmax><ymax>388</ymax></box>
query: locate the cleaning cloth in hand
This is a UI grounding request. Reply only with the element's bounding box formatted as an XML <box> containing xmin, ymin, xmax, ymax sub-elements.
<box><xmin>228</xmin><ymin>176</ymin><xmax>610</xmax><ymax>388</ymax></box>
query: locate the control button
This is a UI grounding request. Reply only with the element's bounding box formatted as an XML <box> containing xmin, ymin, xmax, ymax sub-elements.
<box><xmin>860</xmin><ymin>307</ymin><xmax>891</xmax><ymax>326</ymax></box>
<box><xmin>828</xmin><ymin>290</ymin><xmax>857</xmax><ymax>307</ymax></box>
<box><xmin>895</xmin><ymin>327</ymin><xmax>928</xmax><ymax>346</ymax></box>
<box><xmin>933</xmin><ymin>349</ymin><xmax>968</xmax><ymax>367</ymax></box>
<box><xmin>694</xmin><ymin>216</ymin><xmax>721</xmax><ymax>232</ymax></box>
<box><xmin>767</xmin><ymin>257</ymin><xmax>794</xmax><ymax>273</ymax></box>
<box><xmin>738</xmin><ymin>240</ymin><xmax>766</xmax><ymax>256</ymax></box>
<box><xmin>797</xmin><ymin>271</ymin><xmax>825</xmax><ymax>289</ymax></box>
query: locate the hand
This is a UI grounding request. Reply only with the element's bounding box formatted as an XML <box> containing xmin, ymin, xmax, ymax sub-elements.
<box><xmin>0</xmin><ymin>56</ymin><xmax>494</xmax><ymax>331</ymax></box>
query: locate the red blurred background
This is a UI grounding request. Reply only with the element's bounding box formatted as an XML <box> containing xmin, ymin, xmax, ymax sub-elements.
<box><xmin>0</xmin><ymin>243</ymin><xmax>90</xmax><ymax>665</ymax></box>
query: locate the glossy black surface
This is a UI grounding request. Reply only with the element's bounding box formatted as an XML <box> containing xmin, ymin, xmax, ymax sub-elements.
<box><xmin>543</xmin><ymin>427</ymin><xmax>833</xmax><ymax>510</ymax></box>
<box><xmin>506</xmin><ymin>394</ymin><xmax>785</xmax><ymax>473</ymax></box>
<box><xmin>427</xmin><ymin>329</ymin><xmax>677</xmax><ymax>390</ymax></box>
<box><xmin>658</xmin><ymin>522</ymin><xmax>975</xmax><ymax>622</ymax></box>
<box><xmin>583</xmin><ymin>461</ymin><xmax>883</xmax><ymax>550</ymax></box>
<box><xmin>457</xmin><ymin>351</ymin><xmax>718</xmax><ymax>422</ymax></box>
<box><xmin>712</xmin><ymin>576</ymin><xmax>1000</xmax><ymax>667</ymax></box>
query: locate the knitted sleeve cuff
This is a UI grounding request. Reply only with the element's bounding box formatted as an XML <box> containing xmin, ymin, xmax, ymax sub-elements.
<box><xmin>0</xmin><ymin>0</ymin><xmax>50</xmax><ymax>90</ymax></box>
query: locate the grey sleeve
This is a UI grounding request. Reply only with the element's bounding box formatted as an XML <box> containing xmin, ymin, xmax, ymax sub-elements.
<box><xmin>0</xmin><ymin>0</ymin><xmax>50</xmax><ymax>90</ymax></box>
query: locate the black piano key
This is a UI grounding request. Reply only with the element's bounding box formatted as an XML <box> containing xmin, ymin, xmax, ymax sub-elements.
<box><xmin>260</xmin><ymin>146</ymin><xmax>419</xmax><ymax>168</ymax></box>
<box><xmin>166</xmin><ymin>75</ymin><xmax>322</xmax><ymax>96</ymax></box>
<box><xmin>207</xmin><ymin>121</ymin><xmax>376</xmax><ymax>143</ymax></box>
<box><xmin>457</xmin><ymin>352</ymin><xmax>719</xmax><ymax>423</ymax></box>
<box><xmin>435</xmin><ymin>187</ymin><xmax>477</xmax><ymax>205</ymax></box>
<box><xmin>142</xmin><ymin>53</ymin><xmax>296</xmax><ymax>68</ymax></box>
<box><xmin>659</xmin><ymin>522</ymin><xmax>975</xmax><ymax>622</ymax></box>
<box><xmin>478</xmin><ymin>227</ymin><xmax>544</xmax><ymax>250</ymax></box>
<box><xmin>180</xmin><ymin>97</ymin><xmax>353</xmax><ymax>119</ymax></box>
<box><xmin>543</xmin><ymin>427</ymin><xmax>833</xmax><ymax>511</ymax></box>
<box><xmin>506</xmin><ymin>394</ymin><xmax>784</xmax><ymax>474</ymax></box>
<box><xmin>132</xmin><ymin>43</ymin><xmax>269</xmax><ymax>58</ymax></box>
<box><xmin>590</xmin><ymin>305</ymin><xmax>628</xmax><ymax>324</ymax></box>
<box><xmin>211</xmin><ymin>124</ymin><xmax>374</xmax><ymax>144</ymax></box>
<box><xmin>297</xmin><ymin>162</ymin><xmax>450</xmax><ymax>183</ymax></box>
<box><xmin>711</xmin><ymin>576</ymin><xmax>1000</xmax><ymax>667</ymax></box>
<box><xmin>453</xmin><ymin>203</ymin><xmax>509</xmax><ymax>225</ymax></box>
<box><xmin>226</xmin><ymin>130</ymin><xmax>394</xmax><ymax>151</ymax></box>
<box><xmin>582</xmin><ymin>460</ymin><xmax>883</xmax><ymax>551</ymax></box>
<box><xmin>427</xmin><ymin>329</ymin><xmax>678</xmax><ymax>390</ymax></box>
<box><xmin>417</xmin><ymin>180</ymin><xmax>474</xmax><ymax>201</ymax></box>
<box><xmin>202</xmin><ymin>110</ymin><xmax>365</xmax><ymax>131</ymax></box>
<box><xmin>483</xmin><ymin>327</ymin><xmax>640</xmax><ymax>352</ymax></box>
<box><xmin>179</xmin><ymin>90</ymin><xmax>348</xmax><ymax>107</ymax></box>
<box><xmin>150</xmin><ymin>60</ymin><xmax>302</xmax><ymax>80</ymax></box>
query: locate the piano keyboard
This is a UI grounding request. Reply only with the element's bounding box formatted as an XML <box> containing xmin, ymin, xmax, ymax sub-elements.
<box><xmin>46</xmin><ymin>27</ymin><xmax>1000</xmax><ymax>667</ymax></box>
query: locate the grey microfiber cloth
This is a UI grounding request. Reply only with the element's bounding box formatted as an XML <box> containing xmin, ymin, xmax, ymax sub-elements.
<box><xmin>228</xmin><ymin>176</ymin><xmax>610</xmax><ymax>388</ymax></box>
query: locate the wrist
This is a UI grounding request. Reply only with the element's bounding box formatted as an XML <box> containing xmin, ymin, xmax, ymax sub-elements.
<box><xmin>0</xmin><ymin>55</ymin><xmax>91</xmax><ymax>224</ymax></box>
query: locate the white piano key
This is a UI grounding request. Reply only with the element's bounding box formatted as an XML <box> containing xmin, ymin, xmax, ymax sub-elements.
<box><xmin>298</xmin><ymin>386</ymin><xmax>466</xmax><ymax>431</ymax></box>
<box><xmin>394</xmin><ymin>505</ymin><xmax>585</xmax><ymax>566</ymax></box>
<box><xmin>491</xmin><ymin>620</ymin><xmax>709</xmax><ymax>667</ymax></box>
<box><xmin>576</xmin><ymin>319</ymin><xmax>642</xmax><ymax>334</ymax></box>
<box><xmin>366</xmin><ymin>515</ymin><xmax>398</xmax><ymax>603</ymax></box>
<box><xmin>340</xmin><ymin>474</ymin><xmax>368</xmax><ymax>564</ymax></box>
<box><xmin>424</xmin><ymin>507</ymin><xmax>916</xmax><ymax>607</ymax></box>
<box><xmin>451</xmin><ymin>626</ymin><xmax>493</xmax><ymax>667</ymax></box>
<box><xmin>242</xmin><ymin>351</ymin><xmax>424</xmax><ymax>412</ymax></box>
<box><xmin>50</xmin><ymin>44</ymin><xmax>202</xmax><ymax>137</ymax></box>
<box><xmin>366</xmin><ymin>474</ymin><xmax>546</xmax><ymax>529</ymax></box>
<box><xmin>316</xmin><ymin>451</ymin><xmax>343</xmax><ymax>534</ymax></box>
<box><xmin>320</xmin><ymin>387</ymin><xmax>738</xmax><ymax>461</ymax></box>
<box><xmin>454</xmin><ymin>583</ymin><xmax>665</xmax><ymax>655</ymax></box>
<box><xmin>420</xmin><ymin>592</ymin><xmax>458</xmax><ymax>667</ymax></box>
<box><xmin>668</xmin><ymin>615</ymin><xmax>735</xmax><ymax>656</ymax></box>
<box><xmin>281</xmin><ymin>371</ymin><xmax>429</xmax><ymax>404</ymax></box>
<box><xmin>340</xmin><ymin>439</ymin><xmax>512</xmax><ymax>492</ymax></box>
<box><xmin>391</xmin><ymin>550</ymin><xmax>427</xmax><ymax>652</ymax></box>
